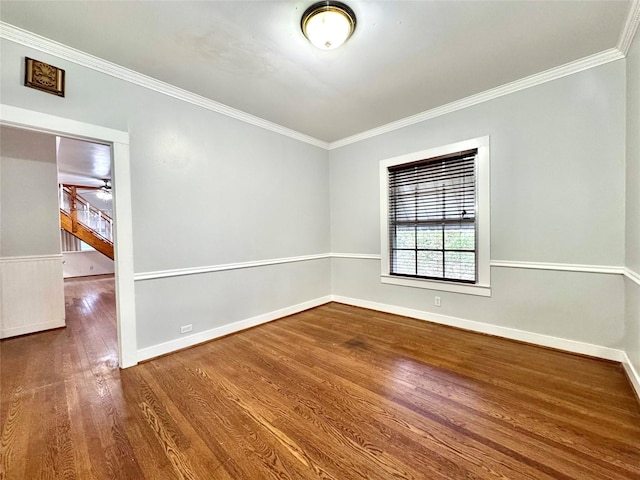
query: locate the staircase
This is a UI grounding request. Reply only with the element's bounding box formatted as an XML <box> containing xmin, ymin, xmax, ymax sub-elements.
<box><xmin>59</xmin><ymin>185</ymin><xmax>114</xmax><ymax>259</ymax></box>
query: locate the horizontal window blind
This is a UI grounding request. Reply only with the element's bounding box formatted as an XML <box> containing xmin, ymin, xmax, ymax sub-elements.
<box><xmin>388</xmin><ymin>148</ymin><xmax>477</xmax><ymax>283</ymax></box>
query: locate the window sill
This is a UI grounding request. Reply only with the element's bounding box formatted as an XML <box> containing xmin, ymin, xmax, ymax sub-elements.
<box><xmin>380</xmin><ymin>275</ymin><xmax>491</xmax><ymax>297</ymax></box>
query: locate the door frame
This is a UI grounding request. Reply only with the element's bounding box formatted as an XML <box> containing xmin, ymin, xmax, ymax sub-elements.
<box><xmin>1</xmin><ymin>104</ymin><xmax>137</xmax><ymax>368</ymax></box>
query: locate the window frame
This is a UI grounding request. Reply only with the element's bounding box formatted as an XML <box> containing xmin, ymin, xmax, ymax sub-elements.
<box><xmin>379</xmin><ymin>136</ymin><xmax>491</xmax><ymax>297</ymax></box>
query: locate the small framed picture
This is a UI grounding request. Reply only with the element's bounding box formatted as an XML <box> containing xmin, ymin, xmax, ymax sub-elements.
<box><xmin>24</xmin><ymin>57</ymin><xmax>65</xmax><ymax>97</ymax></box>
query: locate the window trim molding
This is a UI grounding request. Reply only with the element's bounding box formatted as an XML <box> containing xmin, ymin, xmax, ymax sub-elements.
<box><xmin>379</xmin><ymin>136</ymin><xmax>491</xmax><ymax>297</ymax></box>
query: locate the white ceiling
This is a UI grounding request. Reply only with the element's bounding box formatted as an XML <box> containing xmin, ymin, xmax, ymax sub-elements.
<box><xmin>56</xmin><ymin>137</ymin><xmax>111</xmax><ymax>187</ymax></box>
<box><xmin>0</xmin><ymin>1</ymin><xmax>632</xmax><ymax>142</ymax></box>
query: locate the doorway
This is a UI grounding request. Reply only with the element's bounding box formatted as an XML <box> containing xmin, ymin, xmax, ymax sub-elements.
<box><xmin>58</xmin><ymin>136</ymin><xmax>115</xmax><ymax>278</ymax></box>
<box><xmin>0</xmin><ymin>104</ymin><xmax>137</xmax><ymax>368</ymax></box>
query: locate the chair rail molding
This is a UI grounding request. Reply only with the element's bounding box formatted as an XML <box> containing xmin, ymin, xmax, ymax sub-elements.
<box><xmin>134</xmin><ymin>253</ymin><xmax>332</xmax><ymax>281</ymax></box>
<box><xmin>330</xmin><ymin>254</ymin><xmax>627</xmax><ymax>276</ymax></box>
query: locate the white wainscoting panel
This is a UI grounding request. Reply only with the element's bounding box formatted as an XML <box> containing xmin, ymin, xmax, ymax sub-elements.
<box><xmin>0</xmin><ymin>255</ymin><xmax>65</xmax><ymax>338</ymax></box>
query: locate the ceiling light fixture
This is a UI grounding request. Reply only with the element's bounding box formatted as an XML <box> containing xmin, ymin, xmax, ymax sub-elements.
<box><xmin>96</xmin><ymin>179</ymin><xmax>112</xmax><ymax>201</ymax></box>
<box><xmin>301</xmin><ymin>1</ymin><xmax>356</xmax><ymax>50</ymax></box>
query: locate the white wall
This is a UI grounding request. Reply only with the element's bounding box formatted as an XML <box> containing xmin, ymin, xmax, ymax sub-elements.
<box><xmin>625</xmin><ymin>28</ymin><xmax>640</xmax><ymax>376</ymax></box>
<box><xmin>135</xmin><ymin>259</ymin><xmax>330</xmax><ymax>353</ymax></box>
<box><xmin>62</xmin><ymin>250</ymin><xmax>115</xmax><ymax>278</ymax></box>
<box><xmin>0</xmin><ymin>126</ymin><xmax>65</xmax><ymax>337</ymax></box>
<box><xmin>1</xmin><ymin>39</ymin><xmax>330</xmax><ymax>353</ymax></box>
<box><xmin>329</xmin><ymin>61</ymin><xmax>627</xmax><ymax>351</ymax></box>
<box><xmin>1</xmin><ymin>33</ymin><xmax>635</xmax><ymax>372</ymax></box>
<box><xmin>1</xmin><ymin>127</ymin><xmax>60</xmax><ymax>256</ymax></box>
<box><xmin>128</xmin><ymin>98</ymin><xmax>330</xmax><ymax>349</ymax></box>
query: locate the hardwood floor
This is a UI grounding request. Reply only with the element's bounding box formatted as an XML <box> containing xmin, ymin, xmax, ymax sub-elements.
<box><xmin>1</xmin><ymin>276</ymin><xmax>639</xmax><ymax>479</ymax></box>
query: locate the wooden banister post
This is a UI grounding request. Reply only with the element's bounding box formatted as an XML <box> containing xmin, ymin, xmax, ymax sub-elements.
<box><xmin>70</xmin><ymin>186</ymin><xmax>78</xmax><ymax>233</ymax></box>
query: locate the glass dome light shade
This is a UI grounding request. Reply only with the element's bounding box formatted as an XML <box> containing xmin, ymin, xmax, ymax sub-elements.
<box><xmin>96</xmin><ymin>188</ymin><xmax>112</xmax><ymax>201</ymax></box>
<box><xmin>302</xmin><ymin>2</ymin><xmax>356</xmax><ymax>50</ymax></box>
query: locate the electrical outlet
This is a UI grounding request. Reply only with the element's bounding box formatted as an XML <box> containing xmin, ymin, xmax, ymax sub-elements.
<box><xmin>89</xmin><ymin>265</ymin><xmax>94</xmax><ymax>270</ymax></box>
<box><xmin>434</xmin><ymin>296</ymin><xmax>441</xmax><ymax>307</ymax></box>
<box><xmin>180</xmin><ymin>324</ymin><xmax>192</xmax><ymax>334</ymax></box>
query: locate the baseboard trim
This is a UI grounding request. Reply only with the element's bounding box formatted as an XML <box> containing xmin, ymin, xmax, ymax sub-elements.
<box><xmin>330</xmin><ymin>295</ymin><xmax>625</xmax><ymax>362</ymax></box>
<box><xmin>622</xmin><ymin>353</ymin><xmax>640</xmax><ymax>400</ymax></box>
<box><xmin>136</xmin><ymin>295</ymin><xmax>332</xmax><ymax>362</ymax></box>
<box><xmin>134</xmin><ymin>291</ymin><xmax>638</xmax><ymax>400</ymax></box>
<box><xmin>0</xmin><ymin>319</ymin><xmax>65</xmax><ymax>339</ymax></box>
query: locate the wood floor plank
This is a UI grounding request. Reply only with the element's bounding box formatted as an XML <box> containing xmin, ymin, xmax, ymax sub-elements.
<box><xmin>244</xmin><ymin>326</ymin><xmax>591</xmax><ymax>479</ymax></box>
<box><xmin>256</xmin><ymin>310</ymin><xmax>639</xmax><ymax>476</ymax></box>
<box><xmin>172</xmin><ymin>359</ymin><xmax>330</xmax><ymax>480</ymax></box>
<box><xmin>197</xmin><ymin>359</ymin><xmax>417</xmax><ymax>480</ymax></box>
<box><xmin>0</xmin><ymin>385</ymin><xmax>27</xmax><ymax>480</ymax></box>
<box><xmin>135</xmin><ymin>365</ymin><xmax>228</xmax><ymax>477</ymax></box>
<box><xmin>224</xmin><ymin>333</ymin><xmax>563</xmax><ymax>480</ymax></box>
<box><xmin>287</xmin><ymin>307</ymin><xmax>640</xmax><ymax>422</ymax></box>
<box><xmin>206</xmin><ymin>338</ymin><xmax>513</xmax><ymax>480</ymax></box>
<box><xmin>295</xmin><ymin>320</ymin><xmax>640</xmax><ymax>449</ymax></box>
<box><xmin>1</xmin><ymin>275</ymin><xmax>639</xmax><ymax>479</ymax></box>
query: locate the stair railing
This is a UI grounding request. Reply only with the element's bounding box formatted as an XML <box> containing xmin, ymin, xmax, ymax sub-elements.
<box><xmin>59</xmin><ymin>185</ymin><xmax>113</xmax><ymax>244</ymax></box>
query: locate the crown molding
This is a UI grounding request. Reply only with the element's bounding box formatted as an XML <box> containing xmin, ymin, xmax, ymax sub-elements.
<box><xmin>0</xmin><ymin>22</ymin><xmax>330</xmax><ymax>150</ymax></box>
<box><xmin>328</xmin><ymin>48</ymin><xmax>624</xmax><ymax>150</ymax></box>
<box><xmin>625</xmin><ymin>267</ymin><xmax>640</xmax><ymax>287</ymax></box>
<box><xmin>1</xmin><ymin>20</ymin><xmax>632</xmax><ymax>153</ymax></box>
<box><xmin>618</xmin><ymin>0</ymin><xmax>640</xmax><ymax>55</ymax></box>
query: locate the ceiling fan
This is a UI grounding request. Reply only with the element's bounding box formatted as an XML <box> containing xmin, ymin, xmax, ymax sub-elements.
<box><xmin>96</xmin><ymin>179</ymin><xmax>112</xmax><ymax>200</ymax></box>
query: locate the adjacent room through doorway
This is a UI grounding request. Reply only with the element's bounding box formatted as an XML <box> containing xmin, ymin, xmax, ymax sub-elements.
<box><xmin>0</xmin><ymin>125</ymin><xmax>119</xmax><ymax>366</ymax></box>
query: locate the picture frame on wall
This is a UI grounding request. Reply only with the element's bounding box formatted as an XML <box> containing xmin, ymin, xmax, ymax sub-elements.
<box><xmin>24</xmin><ymin>57</ymin><xmax>65</xmax><ymax>97</ymax></box>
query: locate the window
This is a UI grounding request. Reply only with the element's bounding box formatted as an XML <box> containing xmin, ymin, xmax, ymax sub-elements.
<box><xmin>380</xmin><ymin>137</ymin><xmax>490</xmax><ymax>296</ymax></box>
<box><xmin>388</xmin><ymin>149</ymin><xmax>477</xmax><ymax>282</ymax></box>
